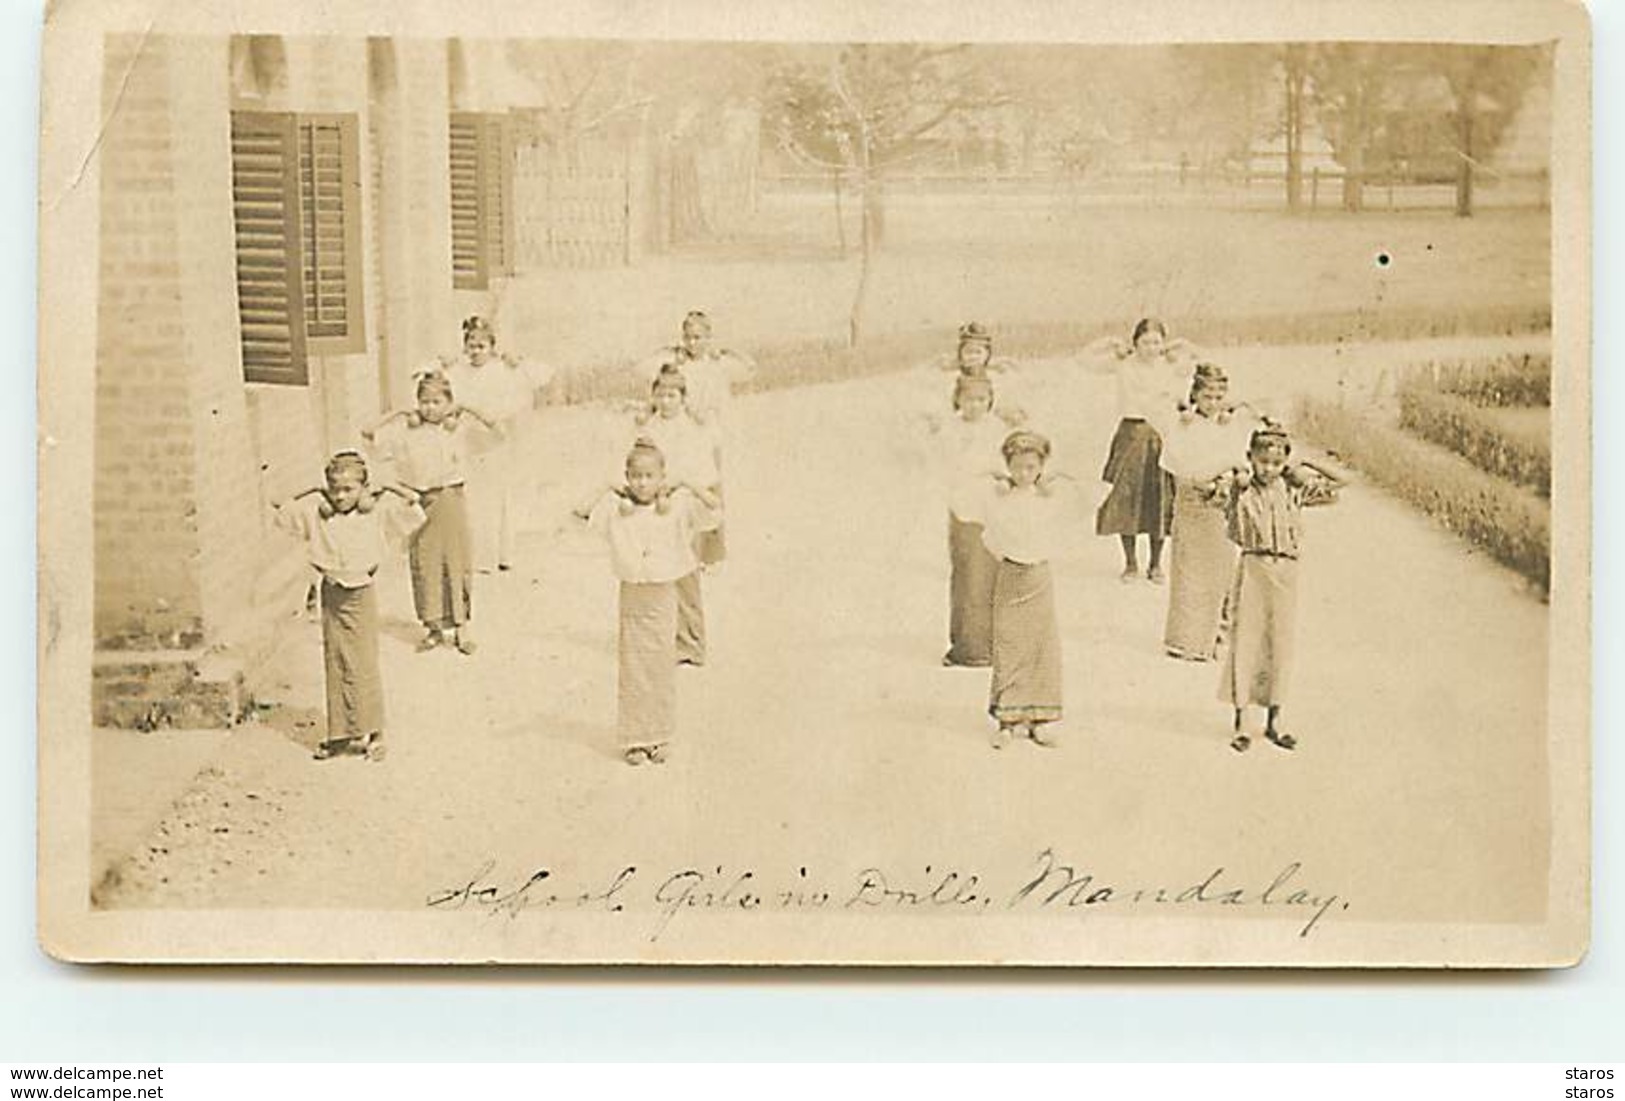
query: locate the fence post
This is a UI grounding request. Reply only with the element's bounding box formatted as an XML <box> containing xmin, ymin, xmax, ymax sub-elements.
<box><xmin>1310</xmin><ymin>167</ymin><xmax>1320</xmax><ymax>213</ymax></box>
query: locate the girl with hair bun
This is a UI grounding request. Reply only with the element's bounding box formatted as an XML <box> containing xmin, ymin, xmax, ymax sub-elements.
<box><xmin>934</xmin><ymin>372</ymin><xmax>1008</xmax><ymax>668</ymax></box>
<box><xmin>1158</xmin><ymin>363</ymin><xmax>1260</xmax><ymax>661</ymax></box>
<box><xmin>428</xmin><ymin>315</ymin><xmax>555</xmax><ymax>574</ymax></box>
<box><xmin>366</xmin><ymin>372</ymin><xmax>502</xmax><ymax>654</ymax></box>
<box><xmin>1083</xmin><ymin>317</ymin><xmax>1200</xmax><ymax>584</ymax></box>
<box><xmin>572</xmin><ymin>440</ymin><xmax>722</xmax><ymax>766</ymax></box>
<box><xmin>1205</xmin><ymin>423</ymin><xmax>1345</xmax><ymax>754</ymax></box>
<box><xmin>964</xmin><ymin>430</ymin><xmax>1106</xmax><ymax>750</ymax></box>
<box><xmin>272</xmin><ymin>450</ymin><xmax>421</xmax><ymax>762</ymax></box>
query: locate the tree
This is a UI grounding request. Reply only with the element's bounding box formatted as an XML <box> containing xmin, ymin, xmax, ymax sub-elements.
<box><xmin>1436</xmin><ymin>45</ymin><xmax>1544</xmax><ymax>217</ymax></box>
<box><xmin>767</xmin><ymin>44</ymin><xmax>1009</xmax><ymax>346</ymax></box>
<box><xmin>1281</xmin><ymin>44</ymin><xmax>1309</xmax><ymax>211</ymax></box>
<box><xmin>1308</xmin><ymin>43</ymin><xmax>1393</xmax><ymax>213</ymax></box>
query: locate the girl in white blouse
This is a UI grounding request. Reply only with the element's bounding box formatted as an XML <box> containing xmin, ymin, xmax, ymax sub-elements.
<box><xmin>431</xmin><ymin>316</ymin><xmax>556</xmax><ymax>574</ymax></box>
<box><xmin>933</xmin><ymin>374</ymin><xmax>1010</xmax><ymax>667</ymax></box>
<box><xmin>968</xmin><ymin>431</ymin><xmax>1106</xmax><ymax>749</ymax></box>
<box><xmin>365</xmin><ymin>373</ymin><xmax>501</xmax><ymax>654</ymax></box>
<box><xmin>1159</xmin><ymin>364</ymin><xmax>1261</xmax><ymax>661</ymax></box>
<box><xmin>573</xmin><ymin>441</ymin><xmax>722</xmax><ymax>766</ymax></box>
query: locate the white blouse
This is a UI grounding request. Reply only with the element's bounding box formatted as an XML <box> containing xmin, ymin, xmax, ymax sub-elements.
<box><xmin>377</xmin><ymin>418</ymin><xmax>474</xmax><ymax>492</ymax></box>
<box><xmin>631</xmin><ymin>411</ymin><xmax>722</xmax><ymax>489</ymax></box>
<box><xmin>1160</xmin><ymin>410</ymin><xmax>1259</xmax><ymax>481</ymax></box>
<box><xmin>939</xmin><ymin>414</ymin><xmax>1010</xmax><ymax>521</ymax></box>
<box><xmin>973</xmin><ymin>483</ymin><xmax>1072</xmax><ymax>565</ymax></box>
<box><xmin>588</xmin><ymin>489</ymin><xmax>720</xmax><ymax>584</ymax></box>
<box><xmin>274</xmin><ymin>499</ymin><xmax>411</xmax><ymax>589</ymax></box>
<box><xmin>441</xmin><ymin>355</ymin><xmax>554</xmax><ymax>456</ymax></box>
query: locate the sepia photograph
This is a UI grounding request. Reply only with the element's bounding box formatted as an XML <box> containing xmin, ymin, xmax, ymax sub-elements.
<box><xmin>35</xmin><ymin>0</ymin><xmax>1591</xmax><ymax>966</ymax></box>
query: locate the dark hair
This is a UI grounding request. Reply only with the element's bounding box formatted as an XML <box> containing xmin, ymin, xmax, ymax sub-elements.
<box><xmin>1188</xmin><ymin>362</ymin><xmax>1228</xmax><ymax>406</ymax></box>
<box><xmin>461</xmin><ymin>315</ymin><xmax>495</xmax><ymax>345</ymax></box>
<box><xmin>651</xmin><ymin>366</ymin><xmax>688</xmax><ymax>395</ymax></box>
<box><xmin>1248</xmin><ymin>425</ymin><xmax>1292</xmax><ymax>457</ymax></box>
<box><xmin>416</xmin><ymin>372</ymin><xmax>455</xmax><ymax>401</ymax></box>
<box><xmin>952</xmin><ymin>373</ymin><xmax>995</xmax><ymax>412</ymax></box>
<box><xmin>324</xmin><ymin>449</ymin><xmax>369</xmax><ymax>485</ymax></box>
<box><xmin>1131</xmin><ymin>317</ymin><xmax>1169</xmax><ymax>346</ymax></box>
<box><xmin>1001</xmin><ymin>429</ymin><xmax>1051</xmax><ymax>464</ymax></box>
<box><xmin>626</xmin><ymin>438</ymin><xmax>667</xmax><ymax>471</ymax></box>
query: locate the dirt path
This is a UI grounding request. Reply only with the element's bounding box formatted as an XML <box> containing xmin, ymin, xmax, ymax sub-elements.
<box><xmin>94</xmin><ymin>338</ymin><xmax>1551</xmax><ymax>937</ymax></box>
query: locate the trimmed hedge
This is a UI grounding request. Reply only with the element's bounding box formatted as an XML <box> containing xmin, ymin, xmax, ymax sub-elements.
<box><xmin>1407</xmin><ymin>351</ymin><xmax>1551</xmax><ymax>408</ymax></box>
<box><xmin>1398</xmin><ymin>388</ymin><xmax>1551</xmax><ymax>495</ymax></box>
<box><xmin>550</xmin><ymin>303</ymin><xmax>1552</xmax><ymax>408</ymax></box>
<box><xmin>1296</xmin><ymin>398</ymin><xmax>1550</xmax><ymax>595</ymax></box>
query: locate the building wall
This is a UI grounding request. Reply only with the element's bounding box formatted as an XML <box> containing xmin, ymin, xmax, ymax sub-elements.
<box><xmin>93</xmin><ymin>34</ymin><xmax>218</xmax><ymax>650</ymax></box>
<box><xmin>94</xmin><ymin>33</ymin><xmax>459</xmax><ymax>725</ymax></box>
<box><xmin>371</xmin><ymin>38</ymin><xmax>457</xmax><ymax>411</ymax></box>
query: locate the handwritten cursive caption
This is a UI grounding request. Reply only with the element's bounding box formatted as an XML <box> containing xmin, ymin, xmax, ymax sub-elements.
<box><xmin>425</xmin><ymin>849</ymin><xmax>1351</xmax><ymax>943</ymax></box>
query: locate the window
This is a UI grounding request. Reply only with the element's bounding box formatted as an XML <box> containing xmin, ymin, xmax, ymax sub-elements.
<box><xmin>450</xmin><ymin>112</ymin><xmax>513</xmax><ymax>290</ymax></box>
<box><xmin>230</xmin><ymin>110</ymin><xmax>366</xmax><ymax>385</ymax></box>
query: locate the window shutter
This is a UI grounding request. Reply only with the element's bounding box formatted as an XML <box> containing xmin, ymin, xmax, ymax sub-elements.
<box><xmin>230</xmin><ymin>111</ymin><xmax>308</xmax><ymax>385</ymax></box>
<box><xmin>482</xmin><ymin>115</ymin><xmax>513</xmax><ymax>277</ymax></box>
<box><xmin>296</xmin><ymin>114</ymin><xmax>366</xmax><ymax>354</ymax></box>
<box><xmin>450</xmin><ymin>112</ymin><xmax>486</xmax><ymax>289</ymax></box>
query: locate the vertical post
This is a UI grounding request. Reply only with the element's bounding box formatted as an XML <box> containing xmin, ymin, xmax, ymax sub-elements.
<box><xmin>1311</xmin><ymin>166</ymin><xmax>1320</xmax><ymax>212</ymax></box>
<box><xmin>623</xmin><ymin>127</ymin><xmax>634</xmax><ymax>267</ymax></box>
<box><xmin>1455</xmin><ymin>76</ymin><xmax>1477</xmax><ymax>218</ymax></box>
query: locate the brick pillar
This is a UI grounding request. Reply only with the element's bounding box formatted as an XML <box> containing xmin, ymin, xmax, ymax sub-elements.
<box><xmin>93</xmin><ymin>35</ymin><xmax>261</xmax><ymax>726</ymax></box>
<box><xmin>95</xmin><ymin>34</ymin><xmax>201</xmax><ymax>651</ymax></box>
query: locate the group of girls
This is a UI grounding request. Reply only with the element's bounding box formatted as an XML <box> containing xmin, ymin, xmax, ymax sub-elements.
<box><xmin>272</xmin><ymin>306</ymin><xmax>753</xmax><ymax>765</ymax></box>
<box><xmin>931</xmin><ymin>318</ymin><xmax>1345</xmax><ymax>754</ymax></box>
<box><xmin>569</xmin><ymin>310</ymin><xmax>753</xmax><ymax>765</ymax></box>
<box><xmin>275</xmin><ymin>302</ymin><xmax>1343</xmax><ymax>767</ymax></box>
<box><xmin>272</xmin><ymin>315</ymin><xmax>553</xmax><ymax>759</ymax></box>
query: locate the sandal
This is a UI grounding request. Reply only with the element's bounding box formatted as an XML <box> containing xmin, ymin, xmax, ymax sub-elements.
<box><xmin>1229</xmin><ymin>733</ymin><xmax>1252</xmax><ymax>753</ymax></box>
<box><xmin>361</xmin><ymin>734</ymin><xmax>388</xmax><ymax>762</ymax></box>
<box><xmin>623</xmin><ymin>746</ymin><xmax>650</xmax><ymax>767</ymax></box>
<box><xmin>1265</xmin><ymin>729</ymin><xmax>1298</xmax><ymax>751</ymax></box>
<box><xmin>313</xmin><ymin>737</ymin><xmax>356</xmax><ymax>761</ymax></box>
<box><xmin>453</xmin><ymin>633</ymin><xmax>478</xmax><ymax>656</ymax></box>
<box><xmin>990</xmin><ymin>725</ymin><xmax>1015</xmax><ymax>750</ymax></box>
<box><xmin>1028</xmin><ymin>723</ymin><xmax>1060</xmax><ymax>748</ymax></box>
<box><xmin>415</xmin><ymin>631</ymin><xmax>443</xmax><ymax>653</ymax></box>
<box><xmin>644</xmin><ymin>743</ymin><xmax>669</xmax><ymax>765</ymax></box>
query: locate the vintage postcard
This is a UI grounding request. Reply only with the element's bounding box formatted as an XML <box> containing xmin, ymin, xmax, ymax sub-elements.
<box><xmin>37</xmin><ymin>0</ymin><xmax>1591</xmax><ymax>966</ymax></box>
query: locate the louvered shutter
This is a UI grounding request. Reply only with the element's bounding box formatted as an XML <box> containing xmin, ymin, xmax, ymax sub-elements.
<box><xmin>450</xmin><ymin>113</ymin><xmax>486</xmax><ymax>289</ymax></box>
<box><xmin>230</xmin><ymin>111</ymin><xmax>308</xmax><ymax>385</ymax></box>
<box><xmin>296</xmin><ymin>114</ymin><xmax>366</xmax><ymax>354</ymax></box>
<box><xmin>483</xmin><ymin>115</ymin><xmax>513</xmax><ymax>277</ymax></box>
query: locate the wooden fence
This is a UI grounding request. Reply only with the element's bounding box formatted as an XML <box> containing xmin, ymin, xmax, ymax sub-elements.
<box><xmin>512</xmin><ymin>131</ymin><xmax>635</xmax><ymax>269</ymax></box>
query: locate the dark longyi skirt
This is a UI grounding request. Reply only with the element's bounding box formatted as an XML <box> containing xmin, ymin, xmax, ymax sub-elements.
<box><xmin>409</xmin><ymin>485</ymin><xmax>472</xmax><ymax>629</ymax></box>
<box><xmin>1096</xmin><ymin>418</ymin><xmax>1174</xmax><ymax>537</ymax></box>
<box><xmin>988</xmin><ymin>559</ymin><xmax>1063</xmax><ymax>725</ymax></box>
<box><xmin>321</xmin><ymin>579</ymin><xmax>383</xmax><ymax>740</ymax></box>
<box><xmin>946</xmin><ymin>512</ymin><xmax>996</xmax><ymax>666</ymax></box>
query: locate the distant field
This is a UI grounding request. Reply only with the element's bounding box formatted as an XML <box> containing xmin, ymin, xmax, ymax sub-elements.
<box><xmin>490</xmin><ymin>195</ymin><xmax>1551</xmax><ymax>372</ymax></box>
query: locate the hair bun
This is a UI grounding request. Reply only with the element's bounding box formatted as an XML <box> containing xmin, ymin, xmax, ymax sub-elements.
<box><xmin>957</xmin><ymin>321</ymin><xmax>993</xmax><ymax>345</ymax></box>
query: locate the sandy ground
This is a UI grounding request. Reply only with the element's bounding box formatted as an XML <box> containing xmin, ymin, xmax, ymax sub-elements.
<box><xmin>91</xmin><ymin>334</ymin><xmax>1551</xmax><ymax>939</ymax></box>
